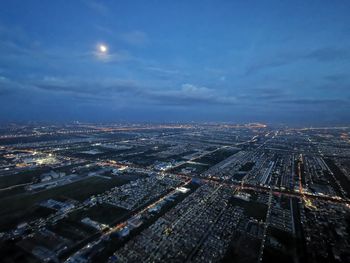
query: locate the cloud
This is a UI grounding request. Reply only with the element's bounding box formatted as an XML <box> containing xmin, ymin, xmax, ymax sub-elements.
<box><xmin>84</xmin><ymin>0</ymin><xmax>109</xmax><ymax>16</ymax></box>
<box><xmin>271</xmin><ymin>98</ymin><xmax>350</xmax><ymax>106</ymax></box>
<box><xmin>318</xmin><ymin>74</ymin><xmax>350</xmax><ymax>91</ymax></box>
<box><xmin>0</xmin><ymin>24</ymin><xmax>42</xmax><ymax>60</ymax></box>
<box><xmin>148</xmin><ymin>83</ymin><xmax>237</xmax><ymax>105</ymax></box>
<box><xmin>0</xmin><ymin>75</ymin><xmax>27</xmax><ymax>95</ymax></box>
<box><xmin>2</xmin><ymin>75</ymin><xmax>237</xmax><ymax>107</ymax></box>
<box><xmin>34</xmin><ymin>77</ymin><xmax>140</xmax><ymax>97</ymax></box>
<box><xmin>0</xmin><ymin>31</ymin><xmax>131</xmax><ymax>67</ymax></box>
<box><xmin>246</xmin><ymin>47</ymin><xmax>350</xmax><ymax>74</ymax></box>
<box><xmin>121</xmin><ymin>31</ymin><xmax>149</xmax><ymax>46</ymax></box>
<box><xmin>324</xmin><ymin>74</ymin><xmax>348</xmax><ymax>83</ymax></box>
<box><xmin>93</xmin><ymin>49</ymin><xmax>131</xmax><ymax>63</ymax></box>
<box><xmin>304</xmin><ymin>47</ymin><xmax>350</xmax><ymax>62</ymax></box>
<box><xmin>146</xmin><ymin>67</ymin><xmax>179</xmax><ymax>75</ymax></box>
<box><xmin>94</xmin><ymin>25</ymin><xmax>114</xmax><ymax>35</ymax></box>
<box><xmin>246</xmin><ymin>57</ymin><xmax>290</xmax><ymax>75</ymax></box>
<box><xmin>0</xmin><ymin>79</ymin><xmax>13</xmax><ymax>95</ymax></box>
<box><xmin>318</xmin><ymin>83</ymin><xmax>350</xmax><ymax>91</ymax></box>
<box><xmin>236</xmin><ymin>87</ymin><xmax>290</xmax><ymax>102</ymax></box>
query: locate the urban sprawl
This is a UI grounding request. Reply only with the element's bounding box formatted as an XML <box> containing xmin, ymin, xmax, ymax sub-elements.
<box><xmin>0</xmin><ymin>123</ymin><xmax>349</xmax><ymax>263</ymax></box>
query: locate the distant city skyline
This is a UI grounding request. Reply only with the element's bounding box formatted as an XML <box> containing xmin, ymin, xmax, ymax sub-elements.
<box><xmin>0</xmin><ymin>1</ymin><xmax>350</xmax><ymax>124</ymax></box>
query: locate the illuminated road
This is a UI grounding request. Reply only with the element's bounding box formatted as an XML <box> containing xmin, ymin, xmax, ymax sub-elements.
<box><xmin>100</xmin><ymin>159</ymin><xmax>350</xmax><ymax>206</ymax></box>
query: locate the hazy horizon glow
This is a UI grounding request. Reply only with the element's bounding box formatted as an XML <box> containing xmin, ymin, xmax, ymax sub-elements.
<box><xmin>0</xmin><ymin>1</ymin><xmax>350</xmax><ymax>124</ymax></box>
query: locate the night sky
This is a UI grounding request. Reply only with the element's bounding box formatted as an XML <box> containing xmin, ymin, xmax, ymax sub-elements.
<box><xmin>0</xmin><ymin>1</ymin><xmax>349</xmax><ymax>124</ymax></box>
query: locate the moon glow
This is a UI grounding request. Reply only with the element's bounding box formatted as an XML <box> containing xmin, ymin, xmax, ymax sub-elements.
<box><xmin>99</xmin><ymin>44</ymin><xmax>108</xmax><ymax>53</ymax></box>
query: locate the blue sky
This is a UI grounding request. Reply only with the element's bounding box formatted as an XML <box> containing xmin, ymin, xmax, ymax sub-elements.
<box><xmin>0</xmin><ymin>0</ymin><xmax>350</xmax><ymax>124</ymax></box>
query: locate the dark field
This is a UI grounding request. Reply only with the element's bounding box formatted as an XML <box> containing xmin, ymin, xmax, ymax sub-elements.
<box><xmin>0</xmin><ymin>174</ymin><xmax>138</xmax><ymax>232</ymax></box>
<box><xmin>229</xmin><ymin>196</ymin><xmax>268</xmax><ymax>221</ymax></box>
<box><xmin>68</xmin><ymin>203</ymin><xmax>129</xmax><ymax>226</ymax></box>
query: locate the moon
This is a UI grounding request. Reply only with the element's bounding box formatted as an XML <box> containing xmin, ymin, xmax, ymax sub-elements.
<box><xmin>99</xmin><ymin>44</ymin><xmax>108</xmax><ymax>53</ymax></box>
